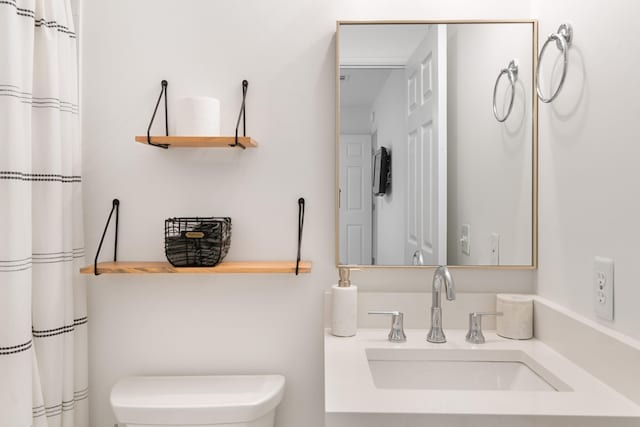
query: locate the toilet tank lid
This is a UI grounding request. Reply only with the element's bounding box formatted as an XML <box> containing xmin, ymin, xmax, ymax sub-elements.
<box><xmin>110</xmin><ymin>375</ymin><xmax>285</xmax><ymax>425</ymax></box>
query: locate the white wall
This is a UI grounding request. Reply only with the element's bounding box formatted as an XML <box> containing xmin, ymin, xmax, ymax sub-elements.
<box><xmin>339</xmin><ymin>106</ymin><xmax>370</xmax><ymax>134</ymax></box>
<box><xmin>81</xmin><ymin>2</ymin><xmax>535</xmax><ymax>427</ymax></box>
<box><xmin>339</xmin><ymin>24</ymin><xmax>429</xmax><ymax>67</ymax></box>
<box><xmin>370</xmin><ymin>70</ymin><xmax>407</xmax><ymax>265</ymax></box>
<box><xmin>533</xmin><ymin>0</ymin><xmax>640</xmax><ymax>340</ymax></box>
<box><xmin>447</xmin><ymin>23</ymin><xmax>533</xmax><ymax>265</ymax></box>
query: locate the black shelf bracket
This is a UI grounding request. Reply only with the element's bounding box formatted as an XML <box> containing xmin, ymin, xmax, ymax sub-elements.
<box><xmin>146</xmin><ymin>80</ymin><xmax>169</xmax><ymax>149</ymax></box>
<box><xmin>230</xmin><ymin>80</ymin><xmax>249</xmax><ymax>149</ymax></box>
<box><xmin>94</xmin><ymin>199</ymin><xmax>120</xmax><ymax>276</ymax></box>
<box><xmin>296</xmin><ymin>197</ymin><xmax>305</xmax><ymax>275</ymax></box>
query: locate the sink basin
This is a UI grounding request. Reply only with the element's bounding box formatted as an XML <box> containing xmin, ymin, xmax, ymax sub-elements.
<box><xmin>325</xmin><ymin>329</ymin><xmax>640</xmax><ymax>424</ymax></box>
<box><xmin>366</xmin><ymin>348</ymin><xmax>571</xmax><ymax>391</ymax></box>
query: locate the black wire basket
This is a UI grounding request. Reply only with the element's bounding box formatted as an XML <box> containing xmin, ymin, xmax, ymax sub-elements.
<box><xmin>164</xmin><ymin>217</ymin><xmax>231</xmax><ymax>267</ymax></box>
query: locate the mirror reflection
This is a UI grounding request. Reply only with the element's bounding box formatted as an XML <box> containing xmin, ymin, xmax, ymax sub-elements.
<box><xmin>338</xmin><ymin>22</ymin><xmax>536</xmax><ymax>267</ymax></box>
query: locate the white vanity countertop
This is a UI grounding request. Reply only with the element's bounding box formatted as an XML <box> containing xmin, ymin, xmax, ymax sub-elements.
<box><xmin>324</xmin><ymin>328</ymin><xmax>640</xmax><ymax>418</ymax></box>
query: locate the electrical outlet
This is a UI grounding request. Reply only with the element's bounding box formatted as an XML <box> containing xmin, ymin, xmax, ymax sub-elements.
<box><xmin>460</xmin><ymin>224</ymin><xmax>471</xmax><ymax>256</ymax></box>
<box><xmin>594</xmin><ymin>256</ymin><xmax>614</xmax><ymax>321</ymax></box>
<box><xmin>490</xmin><ymin>233</ymin><xmax>500</xmax><ymax>265</ymax></box>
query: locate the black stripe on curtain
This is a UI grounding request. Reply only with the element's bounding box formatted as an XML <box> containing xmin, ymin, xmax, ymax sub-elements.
<box><xmin>0</xmin><ymin>85</ymin><xmax>79</xmax><ymax>112</ymax></box>
<box><xmin>32</xmin><ymin>317</ymin><xmax>89</xmax><ymax>338</ymax></box>
<box><xmin>33</xmin><ymin>399</ymin><xmax>76</xmax><ymax>418</ymax></box>
<box><xmin>35</xmin><ymin>18</ymin><xmax>76</xmax><ymax>37</ymax></box>
<box><xmin>0</xmin><ymin>171</ymin><xmax>82</xmax><ymax>182</ymax></box>
<box><xmin>73</xmin><ymin>387</ymin><xmax>89</xmax><ymax>401</ymax></box>
<box><xmin>0</xmin><ymin>0</ymin><xmax>77</xmax><ymax>38</ymax></box>
<box><xmin>0</xmin><ymin>257</ymin><xmax>33</xmax><ymax>272</ymax></box>
<box><xmin>0</xmin><ymin>0</ymin><xmax>34</xmax><ymax>18</ymax></box>
<box><xmin>0</xmin><ymin>249</ymin><xmax>86</xmax><ymax>272</ymax></box>
<box><xmin>32</xmin><ymin>388</ymin><xmax>89</xmax><ymax>417</ymax></box>
<box><xmin>0</xmin><ymin>340</ymin><xmax>32</xmax><ymax>355</ymax></box>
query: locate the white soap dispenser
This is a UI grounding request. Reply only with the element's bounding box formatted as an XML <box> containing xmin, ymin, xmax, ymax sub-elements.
<box><xmin>331</xmin><ymin>267</ymin><xmax>357</xmax><ymax>337</ymax></box>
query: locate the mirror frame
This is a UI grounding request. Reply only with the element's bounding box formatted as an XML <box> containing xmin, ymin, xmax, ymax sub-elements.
<box><xmin>335</xmin><ymin>20</ymin><xmax>539</xmax><ymax>270</ymax></box>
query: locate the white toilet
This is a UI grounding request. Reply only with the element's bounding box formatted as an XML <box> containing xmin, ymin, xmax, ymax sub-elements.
<box><xmin>110</xmin><ymin>375</ymin><xmax>285</xmax><ymax>427</ymax></box>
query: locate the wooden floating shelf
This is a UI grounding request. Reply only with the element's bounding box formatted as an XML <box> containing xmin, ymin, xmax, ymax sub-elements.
<box><xmin>80</xmin><ymin>260</ymin><xmax>311</xmax><ymax>275</ymax></box>
<box><xmin>135</xmin><ymin>136</ymin><xmax>258</xmax><ymax>148</ymax></box>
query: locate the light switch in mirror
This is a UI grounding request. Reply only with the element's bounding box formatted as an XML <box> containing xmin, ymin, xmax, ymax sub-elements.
<box><xmin>336</xmin><ymin>21</ymin><xmax>537</xmax><ymax>268</ymax></box>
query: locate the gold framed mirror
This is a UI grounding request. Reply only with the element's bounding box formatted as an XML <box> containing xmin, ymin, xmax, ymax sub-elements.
<box><xmin>336</xmin><ymin>20</ymin><xmax>538</xmax><ymax>269</ymax></box>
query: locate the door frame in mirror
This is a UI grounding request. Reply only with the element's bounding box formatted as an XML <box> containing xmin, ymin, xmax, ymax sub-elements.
<box><xmin>335</xmin><ymin>20</ymin><xmax>539</xmax><ymax>270</ymax></box>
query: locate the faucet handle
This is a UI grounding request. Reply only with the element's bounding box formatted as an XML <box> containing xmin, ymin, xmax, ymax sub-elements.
<box><xmin>368</xmin><ymin>311</ymin><xmax>407</xmax><ymax>343</ymax></box>
<box><xmin>465</xmin><ymin>312</ymin><xmax>503</xmax><ymax>344</ymax></box>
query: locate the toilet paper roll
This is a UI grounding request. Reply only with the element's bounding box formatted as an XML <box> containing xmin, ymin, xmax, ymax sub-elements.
<box><xmin>496</xmin><ymin>294</ymin><xmax>533</xmax><ymax>340</ymax></box>
<box><xmin>175</xmin><ymin>96</ymin><xmax>220</xmax><ymax>136</ymax></box>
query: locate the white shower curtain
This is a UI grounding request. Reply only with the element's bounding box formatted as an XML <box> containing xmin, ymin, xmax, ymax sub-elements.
<box><xmin>0</xmin><ymin>1</ymin><xmax>88</xmax><ymax>426</ymax></box>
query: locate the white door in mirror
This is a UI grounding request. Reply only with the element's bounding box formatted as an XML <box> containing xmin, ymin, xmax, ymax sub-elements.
<box><xmin>594</xmin><ymin>256</ymin><xmax>614</xmax><ymax>320</ymax></box>
<box><xmin>339</xmin><ymin>135</ymin><xmax>373</xmax><ymax>265</ymax></box>
<box><xmin>404</xmin><ymin>24</ymin><xmax>447</xmax><ymax>266</ymax></box>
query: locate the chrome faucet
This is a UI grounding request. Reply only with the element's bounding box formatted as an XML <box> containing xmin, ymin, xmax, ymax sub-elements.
<box><xmin>465</xmin><ymin>312</ymin><xmax>503</xmax><ymax>344</ymax></box>
<box><xmin>368</xmin><ymin>311</ymin><xmax>407</xmax><ymax>343</ymax></box>
<box><xmin>426</xmin><ymin>266</ymin><xmax>456</xmax><ymax>343</ymax></box>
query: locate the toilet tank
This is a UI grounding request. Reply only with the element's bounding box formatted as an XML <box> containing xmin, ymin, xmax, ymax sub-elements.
<box><xmin>110</xmin><ymin>375</ymin><xmax>285</xmax><ymax>427</ymax></box>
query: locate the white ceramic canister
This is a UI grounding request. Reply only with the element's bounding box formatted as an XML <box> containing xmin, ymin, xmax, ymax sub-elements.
<box><xmin>496</xmin><ymin>294</ymin><xmax>533</xmax><ymax>339</ymax></box>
